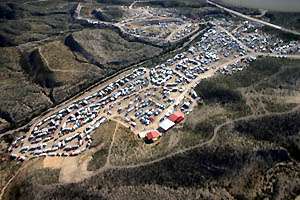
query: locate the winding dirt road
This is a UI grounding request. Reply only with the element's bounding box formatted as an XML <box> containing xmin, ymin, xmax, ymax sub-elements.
<box><xmin>104</xmin><ymin>105</ymin><xmax>300</xmax><ymax>171</ymax></box>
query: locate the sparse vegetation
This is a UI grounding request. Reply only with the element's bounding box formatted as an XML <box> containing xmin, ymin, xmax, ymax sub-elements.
<box><xmin>265</xmin><ymin>12</ymin><xmax>300</xmax><ymax>32</ymax></box>
<box><xmin>235</xmin><ymin>110</ymin><xmax>300</xmax><ymax>160</ymax></box>
<box><xmin>87</xmin><ymin>121</ymin><xmax>116</xmax><ymax>170</ymax></box>
<box><xmin>1</xmin><ymin>0</ymin><xmax>300</xmax><ymax>199</ymax></box>
<box><xmin>0</xmin><ymin>47</ymin><xmax>52</xmax><ymax>129</ymax></box>
<box><xmin>88</xmin><ymin>149</ymin><xmax>108</xmax><ymax>171</ymax></box>
<box><xmin>8</xmin><ymin>128</ymin><xmax>295</xmax><ymax>200</ymax></box>
<box><xmin>0</xmin><ymin>1</ymin><xmax>83</xmax><ymax>47</ymax></box>
<box><xmin>70</xmin><ymin>29</ymin><xmax>163</xmax><ymax>70</ymax></box>
<box><xmin>141</xmin><ymin>0</ymin><xmax>207</xmax><ymax>8</ymax></box>
<box><xmin>37</xmin><ymin>40</ymin><xmax>105</xmax><ymax>103</ymax></box>
<box><xmin>90</xmin><ymin>121</ymin><xmax>116</xmax><ymax>148</ymax></box>
<box><xmin>6</xmin><ymin>168</ymin><xmax>60</xmax><ymax>200</ymax></box>
<box><xmin>1</xmin><ymin>55</ymin><xmax>300</xmax><ymax>200</ymax></box>
<box><xmin>92</xmin><ymin>6</ymin><xmax>124</xmax><ymax>22</ymax></box>
<box><xmin>196</xmin><ymin>57</ymin><xmax>300</xmax><ymax>117</ymax></box>
<box><xmin>0</xmin><ymin>159</ymin><xmax>20</xmax><ymax>191</ymax></box>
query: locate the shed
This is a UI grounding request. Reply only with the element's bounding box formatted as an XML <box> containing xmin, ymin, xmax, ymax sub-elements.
<box><xmin>159</xmin><ymin>118</ymin><xmax>175</xmax><ymax>131</ymax></box>
<box><xmin>146</xmin><ymin>130</ymin><xmax>161</xmax><ymax>142</ymax></box>
<box><xmin>168</xmin><ymin>111</ymin><xmax>185</xmax><ymax>123</ymax></box>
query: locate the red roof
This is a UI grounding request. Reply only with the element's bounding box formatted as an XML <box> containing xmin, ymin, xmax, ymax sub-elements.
<box><xmin>168</xmin><ymin>111</ymin><xmax>185</xmax><ymax>123</ymax></box>
<box><xmin>146</xmin><ymin>130</ymin><xmax>160</xmax><ymax>141</ymax></box>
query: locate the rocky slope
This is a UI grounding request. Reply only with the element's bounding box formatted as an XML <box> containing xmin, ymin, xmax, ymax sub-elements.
<box><xmin>0</xmin><ymin>47</ymin><xmax>52</xmax><ymax>129</ymax></box>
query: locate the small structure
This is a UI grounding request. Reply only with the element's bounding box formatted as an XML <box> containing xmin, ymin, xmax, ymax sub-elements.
<box><xmin>168</xmin><ymin>111</ymin><xmax>185</xmax><ymax>123</ymax></box>
<box><xmin>145</xmin><ymin>130</ymin><xmax>161</xmax><ymax>142</ymax></box>
<box><xmin>159</xmin><ymin>118</ymin><xmax>175</xmax><ymax>132</ymax></box>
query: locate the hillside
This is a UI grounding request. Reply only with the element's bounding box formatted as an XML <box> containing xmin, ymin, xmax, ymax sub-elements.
<box><xmin>0</xmin><ymin>0</ymin><xmax>300</xmax><ymax>199</ymax></box>
<box><xmin>0</xmin><ymin>47</ymin><xmax>52</xmax><ymax>129</ymax></box>
<box><xmin>0</xmin><ymin>24</ymin><xmax>163</xmax><ymax>130</ymax></box>
<box><xmin>0</xmin><ymin>0</ymin><xmax>82</xmax><ymax>47</ymax></box>
<box><xmin>3</xmin><ymin>57</ymin><xmax>300</xmax><ymax>200</ymax></box>
<box><xmin>70</xmin><ymin>29</ymin><xmax>163</xmax><ymax>70</ymax></box>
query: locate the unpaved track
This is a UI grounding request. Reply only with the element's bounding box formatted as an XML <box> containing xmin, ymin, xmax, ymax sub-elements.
<box><xmin>104</xmin><ymin>122</ymin><xmax>120</xmax><ymax>167</ymax></box>
<box><xmin>129</xmin><ymin>0</ymin><xmax>157</xmax><ymax>9</ymax></box>
<box><xmin>58</xmin><ymin>121</ymin><xmax>120</xmax><ymax>183</ymax></box>
<box><xmin>105</xmin><ymin>104</ymin><xmax>300</xmax><ymax>171</ymax></box>
<box><xmin>0</xmin><ymin>165</ymin><xmax>26</xmax><ymax>200</ymax></box>
<box><xmin>207</xmin><ymin>0</ymin><xmax>300</xmax><ymax>37</ymax></box>
<box><xmin>2</xmin><ymin>10</ymin><xmax>300</xmax><ymax>188</ymax></box>
<box><xmin>0</xmin><ymin>159</ymin><xmax>41</xmax><ymax>200</ymax></box>
<box><xmin>3</xmin><ymin>105</ymin><xmax>300</xmax><ymax>191</ymax></box>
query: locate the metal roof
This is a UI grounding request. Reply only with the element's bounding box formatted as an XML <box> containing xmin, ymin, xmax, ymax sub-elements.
<box><xmin>159</xmin><ymin>118</ymin><xmax>175</xmax><ymax>131</ymax></box>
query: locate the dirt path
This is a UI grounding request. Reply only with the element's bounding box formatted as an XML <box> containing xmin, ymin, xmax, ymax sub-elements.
<box><xmin>0</xmin><ymin>165</ymin><xmax>25</xmax><ymax>200</ymax></box>
<box><xmin>42</xmin><ymin>53</ymin><xmax>265</xmax><ymax>182</ymax></box>
<box><xmin>259</xmin><ymin>53</ymin><xmax>300</xmax><ymax>60</ymax></box>
<box><xmin>52</xmin><ymin>122</ymin><xmax>123</xmax><ymax>183</ymax></box>
<box><xmin>129</xmin><ymin>0</ymin><xmax>156</xmax><ymax>9</ymax></box>
<box><xmin>207</xmin><ymin>0</ymin><xmax>300</xmax><ymax>37</ymax></box>
<box><xmin>0</xmin><ymin>159</ymin><xmax>42</xmax><ymax>200</ymax></box>
<box><xmin>97</xmin><ymin>104</ymin><xmax>300</xmax><ymax>171</ymax></box>
<box><xmin>231</xmin><ymin>24</ymin><xmax>243</xmax><ymax>33</ymax></box>
<box><xmin>286</xmin><ymin>93</ymin><xmax>300</xmax><ymax>104</ymax></box>
<box><xmin>129</xmin><ymin>1</ymin><xmax>138</xmax><ymax>9</ymax></box>
<box><xmin>166</xmin><ymin>23</ymin><xmax>193</xmax><ymax>41</ymax></box>
<box><xmin>110</xmin><ymin>118</ymin><xmax>130</xmax><ymax>129</ymax></box>
<box><xmin>104</xmin><ymin>122</ymin><xmax>120</xmax><ymax>167</ymax></box>
<box><xmin>255</xmin><ymin>9</ymin><xmax>268</xmax><ymax>18</ymax></box>
<box><xmin>22</xmin><ymin>104</ymin><xmax>300</xmax><ymax>186</ymax></box>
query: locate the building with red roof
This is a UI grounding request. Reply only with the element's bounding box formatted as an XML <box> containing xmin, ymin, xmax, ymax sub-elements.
<box><xmin>146</xmin><ymin>130</ymin><xmax>161</xmax><ymax>142</ymax></box>
<box><xmin>168</xmin><ymin>111</ymin><xmax>185</xmax><ymax>123</ymax></box>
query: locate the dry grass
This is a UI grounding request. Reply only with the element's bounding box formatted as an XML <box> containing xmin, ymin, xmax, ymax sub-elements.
<box><xmin>0</xmin><ymin>159</ymin><xmax>20</xmax><ymax>192</ymax></box>
<box><xmin>72</xmin><ymin>29</ymin><xmax>162</xmax><ymax>70</ymax></box>
<box><xmin>109</xmin><ymin>125</ymin><xmax>173</xmax><ymax>166</ymax></box>
<box><xmin>87</xmin><ymin>120</ymin><xmax>117</xmax><ymax>171</ymax></box>
<box><xmin>40</xmin><ymin>41</ymin><xmax>105</xmax><ymax>84</ymax></box>
<box><xmin>91</xmin><ymin>120</ymin><xmax>117</xmax><ymax>148</ymax></box>
<box><xmin>37</xmin><ymin>41</ymin><xmax>105</xmax><ymax>102</ymax></box>
<box><xmin>0</xmin><ymin>47</ymin><xmax>52</xmax><ymax>126</ymax></box>
<box><xmin>108</xmin><ymin>105</ymin><xmax>227</xmax><ymax>166</ymax></box>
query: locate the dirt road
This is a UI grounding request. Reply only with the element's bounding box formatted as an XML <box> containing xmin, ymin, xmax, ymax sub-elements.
<box><xmin>104</xmin><ymin>122</ymin><xmax>120</xmax><ymax>167</ymax></box>
<box><xmin>207</xmin><ymin>0</ymin><xmax>300</xmax><ymax>37</ymax></box>
<box><xmin>103</xmin><ymin>105</ymin><xmax>300</xmax><ymax>171</ymax></box>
